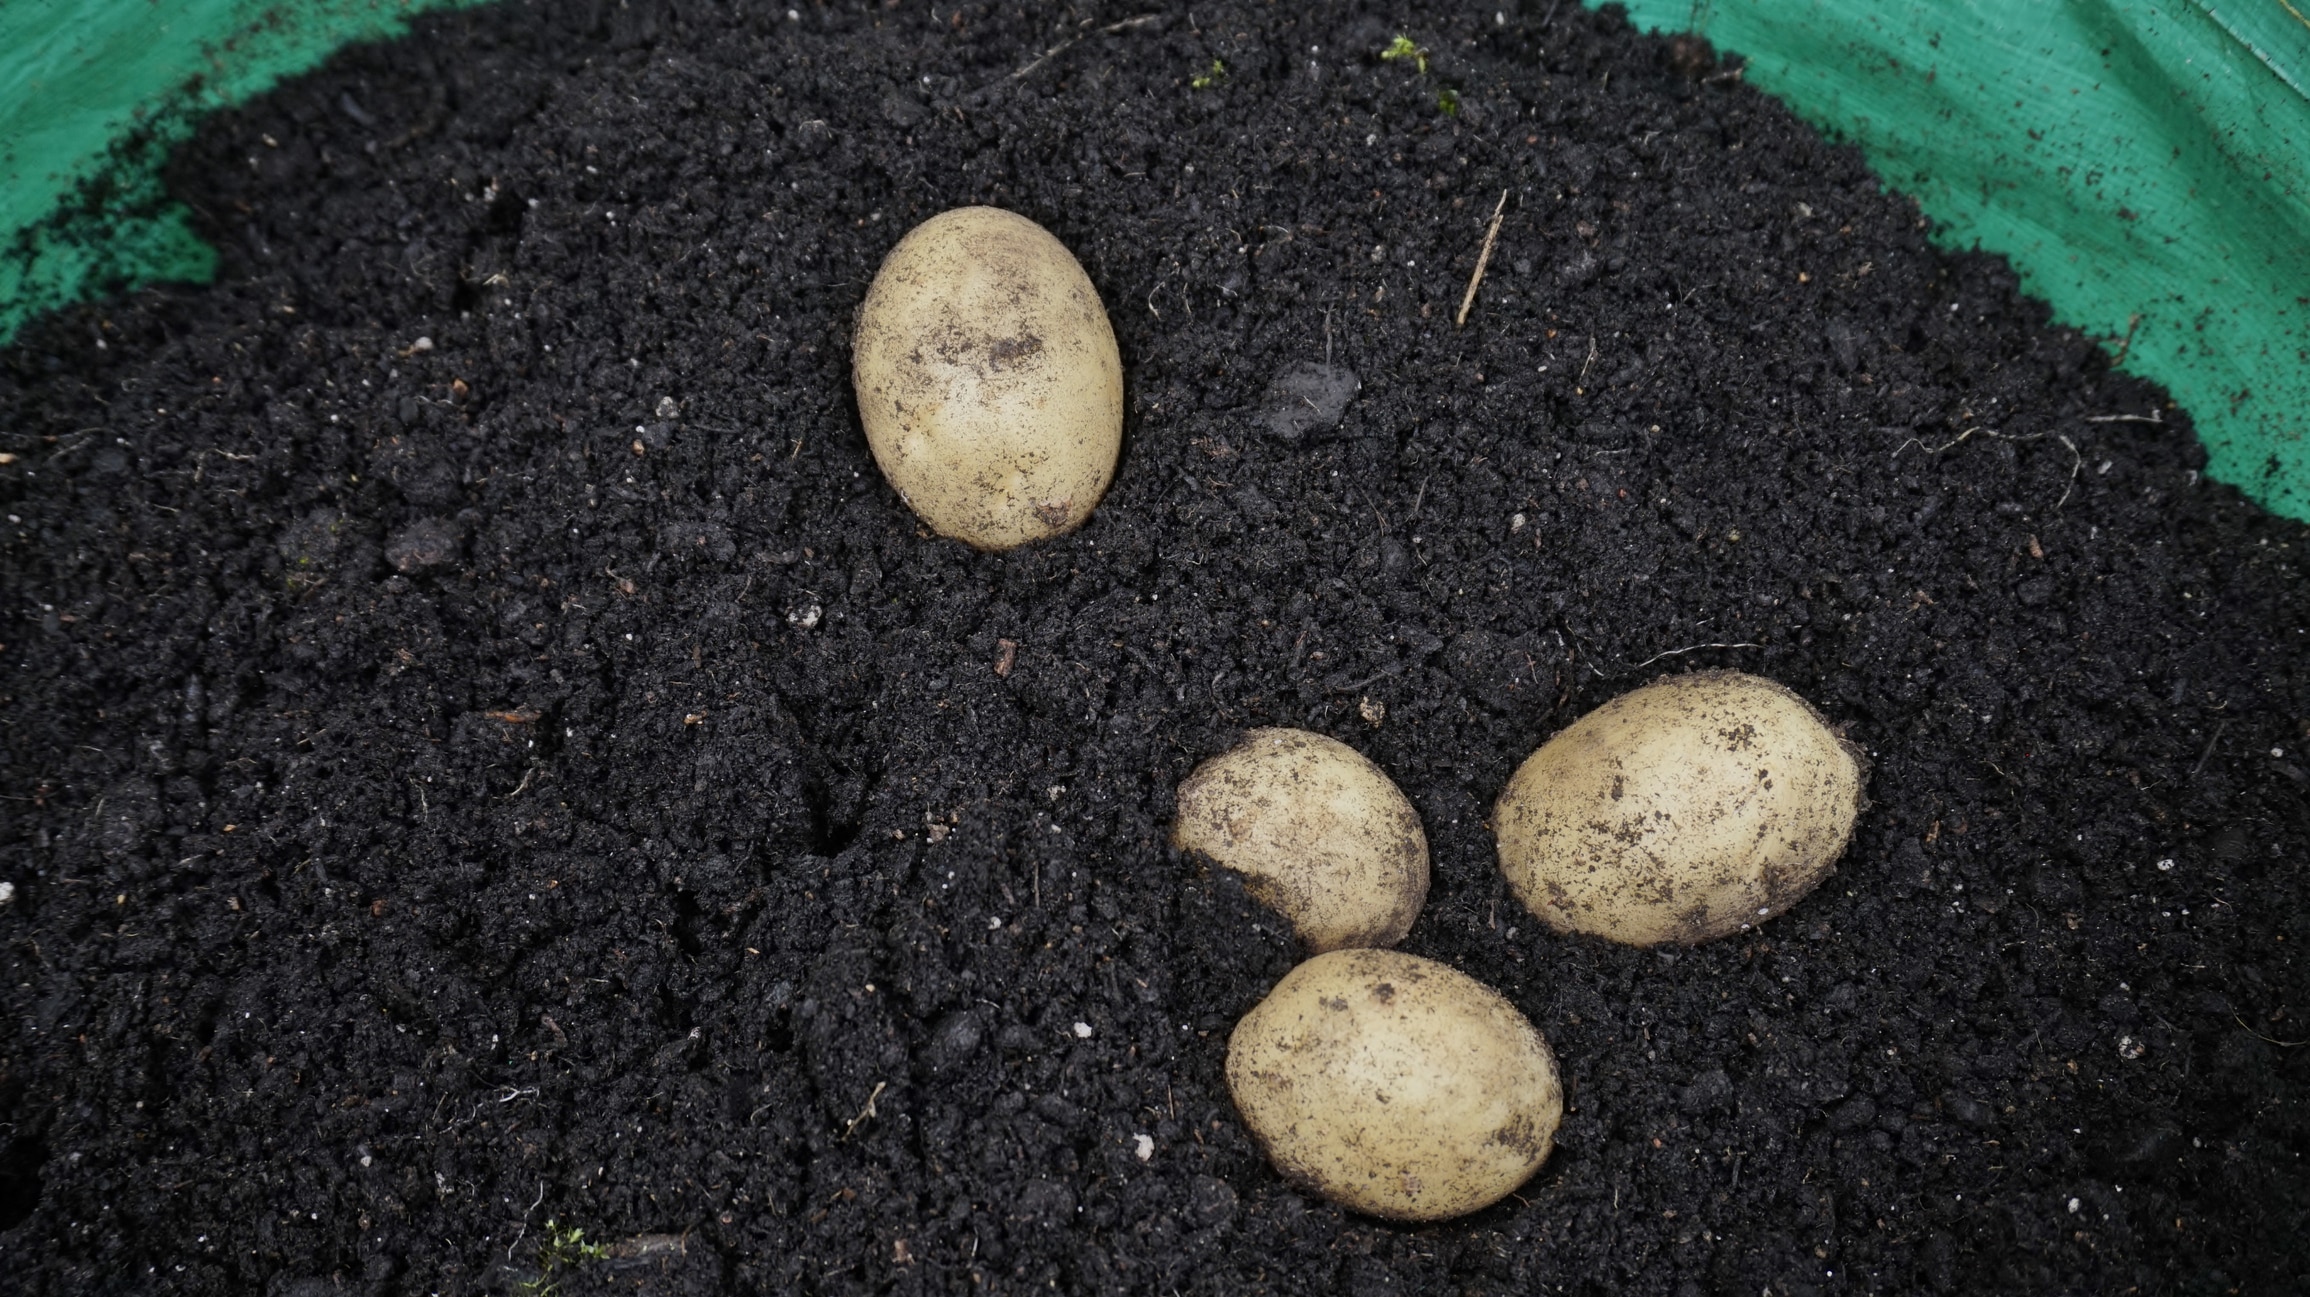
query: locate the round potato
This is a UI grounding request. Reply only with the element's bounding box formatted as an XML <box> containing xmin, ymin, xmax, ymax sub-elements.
<box><xmin>1493</xmin><ymin>670</ymin><xmax>1867</xmax><ymax>946</ymax></box>
<box><xmin>1227</xmin><ymin>949</ymin><xmax>1562</xmax><ymax>1222</ymax></box>
<box><xmin>1172</xmin><ymin>728</ymin><xmax>1428</xmax><ymax>952</ymax></box>
<box><xmin>851</xmin><ymin>206</ymin><xmax>1123</xmax><ymax>550</ymax></box>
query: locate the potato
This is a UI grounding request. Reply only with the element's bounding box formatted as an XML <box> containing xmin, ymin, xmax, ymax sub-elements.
<box><xmin>1172</xmin><ymin>728</ymin><xmax>1428</xmax><ymax>952</ymax></box>
<box><xmin>1493</xmin><ymin>670</ymin><xmax>1866</xmax><ymax>947</ymax></box>
<box><xmin>1227</xmin><ymin>949</ymin><xmax>1562</xmax><ymax>1221</ymax></box>
<box><xmin>851</xmin><ymin>206</ymin><xmax>1123</xmax><ymax>550</ymax></box>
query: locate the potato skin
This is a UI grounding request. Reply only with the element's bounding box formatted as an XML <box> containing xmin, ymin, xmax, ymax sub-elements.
<box><xmin>1227</xmin><ymin>949</ymin><xmax>1562</xmax><ymax>1222</ymax></box>
<box><xmin>1172</xmin><ymin>728</ymin><xmax>1429</xmax><ymax>952</ymax></box>
<box><xmin>1493</xmin><ymin>670</ymin><xmax>1867</xmax><ymax>947</ymax></box>
<box><xmin>851</xmin><ymin>206</ymin><xmax>1123</xmax><ymax>551</ymax></box>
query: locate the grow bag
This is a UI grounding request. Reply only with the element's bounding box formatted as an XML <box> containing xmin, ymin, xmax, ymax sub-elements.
<box><xmin>1599</xmin><ymin>0</ymin><xmax>2310</xmax><ymax>522</ymax></box>
<box><xmin>0</xmin><ymin>0</ymin><xmax>478</xmax><ymax>346</ymax></box>
<box><xmin>3</xmin><ymin>0</ymin><xmax>2305</xmax><ymax>520</ymax></box>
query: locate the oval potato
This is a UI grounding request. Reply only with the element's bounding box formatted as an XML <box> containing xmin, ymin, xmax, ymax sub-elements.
<box><xmin>1493</xmin><ymin>670</ymin><xmax>1866</xmax><ymax>946</ymax></box>
<box><xmin>1227</xmin><ymin>949</ymin><xmax>1562</xmax><ymax>1222</ymax></box>
<box><xmin>851</xmin><ymin>206</ymin><xmax>1123</xmax><ymax>550</ymax></box>
<box><xmin>1173</xmin><ymin>728</ymin><xmax>1428</xmax><ymax>952</ymax></box>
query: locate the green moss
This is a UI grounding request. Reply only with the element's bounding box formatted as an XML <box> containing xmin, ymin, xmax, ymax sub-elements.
<box><xmin>514</xmin><ymin>1219</ymin><xmax>608</xmax><ymax>1296</ymax></box>
<box><xmin>1379</xmin><ymin>34</ymin><xmax>1429</xmax><ymax>74</ymax></box>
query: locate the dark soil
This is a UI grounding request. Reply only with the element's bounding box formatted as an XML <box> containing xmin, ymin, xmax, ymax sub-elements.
<box><xmin>2</xmin><ymin>2</ymin><xmax>2305</xmax><ymax>1293</ymax></box>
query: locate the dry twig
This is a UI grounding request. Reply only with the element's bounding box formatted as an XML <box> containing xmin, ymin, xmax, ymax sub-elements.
<box><xmin>1012</xmin><ymin>14</ymin><xmax>1162</xmax><ymax>80</ymax></box>
<box><xmin>2234</xmin><ymin>1015</ymin><xmax>2308</xmax><ymax>1047</ymax></box>
<box><xmin>1891</xmin><ymin>425</ymin><xmax>2042</xmax><ymax>462</ymax></box>
<box><xmin>2111</xmin><ymin>312</ymin><xmax>2143</xmax><ymax>366</ymax></box>
<box><xmin>2191</xmin><ymin>720</ymin><xmax>2229</xmax><ymax>780</ymax></box>
<box><xmin>1627</xmin><ymin>641</ymin><xmax>1761</xmax><ymax>670</ymax></box>
<box><xmin>843</xmin><ymin>1081</ymin><xmax>888</xmax><ymax>1139</ymax></box>
<box><xmin>1456</xmin><ymin>190</ymin><xmax>1510</xmax><ymax>328</ymax></box>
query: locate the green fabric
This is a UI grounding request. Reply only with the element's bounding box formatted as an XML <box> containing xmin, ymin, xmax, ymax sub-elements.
<box><xmin>0</xmin><ymin>0</ymin><xmax>479</xmax><ymax>346</ymax></box>
<box><xmin>1604</xmin><ymin>0</ymin><xmax>2310</xmax><ymax>522</ymax></box>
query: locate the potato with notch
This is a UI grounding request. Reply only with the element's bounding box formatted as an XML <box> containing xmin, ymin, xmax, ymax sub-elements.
<box><xmin>1173</xmin><ymin>728</ymin><xmax>1428</xmax><ymax>952</ymax></box>
<box><xmin>851</xmin><ymin>206</ymin><xmax>1123</xmax><ymax>550</ymax></box>
<box><xmin>1227</xmin><ymin>949</ymin><xmax>1563</xmax><ymax>1222</ymax></box>
<box><xmin>1493</xmin><ymin>670</ymin><xmax>1867</xmax><ymax>946</ymax></box>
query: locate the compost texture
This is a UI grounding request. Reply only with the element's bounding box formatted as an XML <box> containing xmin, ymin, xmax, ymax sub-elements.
<box><xmin>2</xmin><ymin>2</ymin><xmax>2306</xmax><ymax>1293</ymax></box>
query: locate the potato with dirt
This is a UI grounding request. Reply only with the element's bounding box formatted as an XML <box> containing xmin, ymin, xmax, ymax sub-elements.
<box><xmin>1492</xmin><ymin>669</ymin><xmax>1866</xmax><ymax>946</ymax></box>
<box><xmin>1172</xmin><ymin>728</ymin><xmax>1428</xmax><ymax>952</ymax></box>
<box><xmin>1227</xmin><ymin>948</ymin><xmax>1563</xmax><ymax>1222</ymax></box>
<box><xmin>851</xmin><ymin>206</ymin><xmax>1123</xmax><ymax>550</ymax></box>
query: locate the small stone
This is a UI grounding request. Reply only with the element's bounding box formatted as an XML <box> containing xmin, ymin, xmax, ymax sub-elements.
<box><xmin>925</xmin><ymin>1011</ymin><xmax>985</xmax><ymax>1071</ymax></box>
<box><xmin>2107</xmin><ymin>1121</ymin><xmax>2185</xmax><ymax>1167</ymax></box>
<box><xmin>1010</xmin><ymin>1179</ymin><xmax>1076</xmax><ymax>1226</ymax></box>
<box><xmin>1678</xmin><ymin>1067</ymin><xmax>1733</xmax><ymax>1115</ymax></box>
<box><xmin>880</xmin><ymin>89</ymin><xmax>925</xmax><ymax>127</ymax></box>
<box><xmin>792</xmin><ymin>119</ymin><xmax>834</xmax><ymax>155</ymax></box>
<box><xmin>1941</xmin><ymin>1092</ymin><xmax>1993</xmax><ymax>1129</ymax></box>
<box><xmin>1824</xmin><ymin>318</ymin><xmax>1862</xmax><ymax>373</ymax></box>
<box><xmin>1231</xmin><ymin>483</ymin><xmax>1280</xmax><ymax>524</ymax></box>
<box><xmin>1259</xmin><ymin>362</ymin><xmax>1359</xmax><ymax>442</ymax></box>
<box><xmin>1186</xmin><ymin>1174</ymin><xmax>1238</xmax><ymax>1228</ymax></box>
<box><xmin>385</xmin><ymin>516</ymin><xmax>459</xmax><ymax>572</ymax></box>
